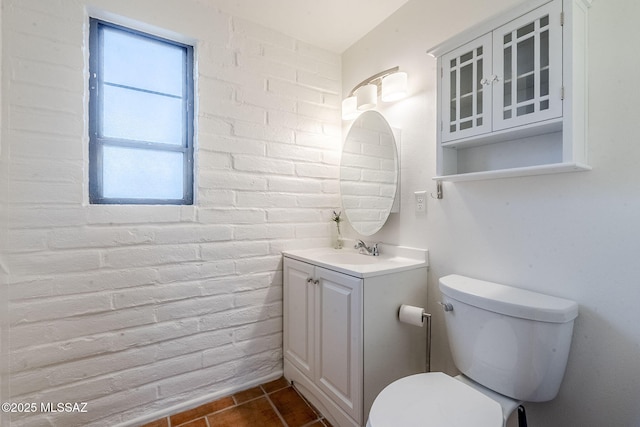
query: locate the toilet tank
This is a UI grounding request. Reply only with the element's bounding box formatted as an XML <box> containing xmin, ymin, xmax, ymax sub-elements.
<box><xmin>439</xmin><ymin>274</ymin><xmax>578</xmax><ymax>402</ymax></box>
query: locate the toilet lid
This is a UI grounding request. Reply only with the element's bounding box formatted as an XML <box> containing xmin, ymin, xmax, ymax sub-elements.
<box><xmin>368</xmin><ymin>372</ymin><xmax>503</xmax><ymax>427</ymax></box>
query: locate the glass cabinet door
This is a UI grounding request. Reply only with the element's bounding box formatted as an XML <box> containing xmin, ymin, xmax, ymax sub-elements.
<box><xmin>492</xmin><ymin>0</ymin><xmax>562</xmax><ymax>131</ymax></box>
<box><xmin>441</xmin><ymin>33</ymin><xmax>493</xmax><ymax>143</ymax></box>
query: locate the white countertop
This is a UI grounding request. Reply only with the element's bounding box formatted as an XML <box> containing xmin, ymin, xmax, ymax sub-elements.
<box><xmin>283</xmin><ymin>245</ymin><xmax>428</xmax><ymax>278</ymax></box>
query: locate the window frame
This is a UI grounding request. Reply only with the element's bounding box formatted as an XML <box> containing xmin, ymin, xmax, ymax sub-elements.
<box><xmin>88</xmin><ymin>18</ymin><xmax>194</xmax><ymax>205</ymax></box>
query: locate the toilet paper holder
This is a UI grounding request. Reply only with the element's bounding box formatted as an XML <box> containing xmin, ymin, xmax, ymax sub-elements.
<box><xmin>398</xmin><ymin>304</ymin><xmax>432</xmax><ymax>373</ymax></box>
<box><xmin>422</xmin><ymin>311</ymin><xmax>431</xmax><ymax>373</ymax></box>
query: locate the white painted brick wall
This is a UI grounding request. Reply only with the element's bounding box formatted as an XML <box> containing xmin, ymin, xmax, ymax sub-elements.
<box><xmin>2</xmin><ymin>1</ymin><xmax>341</xmax><ymax>425</ymax></box>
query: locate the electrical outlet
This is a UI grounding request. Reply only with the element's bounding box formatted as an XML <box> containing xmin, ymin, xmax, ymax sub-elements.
<box><xmin>414</xmin><ymin>191</ymin><xmax>427</xmax><ymax>214</ymax></box>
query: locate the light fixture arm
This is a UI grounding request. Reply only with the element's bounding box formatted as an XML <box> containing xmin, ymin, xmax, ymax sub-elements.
<box><xmin>347</xmin><ymin>66</ymin><xmax>400</xmax><ymax>97</ymax></box>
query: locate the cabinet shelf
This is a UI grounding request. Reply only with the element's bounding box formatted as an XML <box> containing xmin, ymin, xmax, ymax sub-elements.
<box><xmin>434</xmin><ymin>161</ymin><xmax>591</xmax><ymax>182</ymax></box>
<box><xmin>441</xmin><ymin>117</ymin><xmax>562</xmax><ymax>149</ymax></box>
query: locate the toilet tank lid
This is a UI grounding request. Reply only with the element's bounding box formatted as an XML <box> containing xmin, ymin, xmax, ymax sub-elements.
<box><xmin>439</xmin><ymin>274</ymin><xmax>579</xmax><ymax>323</ymax></box>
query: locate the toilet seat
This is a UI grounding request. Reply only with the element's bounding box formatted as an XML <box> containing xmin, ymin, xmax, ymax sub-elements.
<box><xmin>367</xmin><ymin>372</ymin><xmax>504</xmax><ymax>427</ymax></box>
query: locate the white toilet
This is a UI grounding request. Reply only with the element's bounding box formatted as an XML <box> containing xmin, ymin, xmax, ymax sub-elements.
<box><xmin>367</xmin><ymin>274</ymin><xmax>579</xmax><ymax>427</ymax></box>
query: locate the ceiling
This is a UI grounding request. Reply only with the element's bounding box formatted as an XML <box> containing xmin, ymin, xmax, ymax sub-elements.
<box><xmin>212</xmin><ymin>0</ymin><xmax>412</xmax><ymax>53</ymax></box>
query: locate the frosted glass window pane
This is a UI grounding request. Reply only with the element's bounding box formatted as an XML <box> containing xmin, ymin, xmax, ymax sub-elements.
<box><xmin>517</xmin><ymin>74</ymin><xmax>535</xmax><ymax>103</ymax></box>
<box><xmin>504</xmin><ymin>82</ymin><xmax>512</xmax><ymax>107</ymax></box>
<box><xmin>450</xmin><ymin>70</ymin><xmax>457</xmax><ymax>99</ymax></box>
<box><xmin>450</xmin><ymin>100</ymin><xmax>457</xmax><ymax>124</ymax></box>
<box><xmin>460</xmin><ymin>64</ymin><xmax>472</xmax><ymax>95</ymax></box>
<box><xmin>504</xmin><ymin>46</ymin><xmax>512</xmax><ymax>81</ymax></box>
<box><xmin>541</xmin><ymin>69</ymin><xmax>549</xmax><ymax>97</ymax></box>
<box><xmin>476</xmin><ymin>59</ymin><xmax>483</xmax><ymax>114</ymax></box>
<box><xmin>517</xmin><ymin>22</ymin><xmax>535</xmax><ymax>38</ymax></box>
<box><xmin>540</xmin><ymin>15</ymin><xmax>549</xmax><ymax>27</ymax></box>
<box><xmin>461</xmin><ymin>95</ymin><xmax>472</xmax><ymax>119</ymax></box>
<box><xmin>103</xmin><ymin>85</ymin><xmax>183</xmax><ymax>145</ymax></box>
<box><xmin>517</xmin><ymin>104</ymin><xmax>535</xmax><ymax>116</ymax></box>
<box><xmin>541</xmin><ymin>30</ymin><xmax>549</xmax><ymax>68</ymax></box>
<box><xmin>103</xmin><ymin>27</ymin><xmax>184</xmax><ymax>96</ymax></box>
<box><xmin>517</xmin><ymin>37</ymin><xmax>535</xmax><ymax>76</ymax></box>
<box><xmin>103</xmin><ymin>146</ymin><xmax>184</xmax><ymax>199</ymax></box>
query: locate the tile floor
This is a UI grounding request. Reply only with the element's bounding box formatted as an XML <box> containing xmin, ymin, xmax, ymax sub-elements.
<box><xmin>140</xmin><ymin>377</ymin><xmax>334</xmax><ymax>427</ymax></box>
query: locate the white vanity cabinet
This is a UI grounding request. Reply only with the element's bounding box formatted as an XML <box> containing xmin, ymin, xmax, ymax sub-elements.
<box><xmin>429</xmin><ymin>0</ymin><xmax>591</xmax><ymax>181</ymax></box>
<box><xmin>284</xmin><ymin>258</ymin><xmax>363</xmax><ymax>423</ymax></box>
<box><xmin>283</xmin><ymin>249</ymin><xmax>428</xmax><ymax>427</ymax></box>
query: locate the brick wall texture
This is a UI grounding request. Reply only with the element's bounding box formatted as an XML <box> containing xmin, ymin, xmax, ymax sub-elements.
<box><xmin>2</xmin><ymin>1</ymin><xmax>341</xmax><ymax>425</ymax></box>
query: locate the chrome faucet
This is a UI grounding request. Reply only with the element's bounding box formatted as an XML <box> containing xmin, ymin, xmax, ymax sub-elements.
<box><xmin>354</xmin><ymin>240</ymin><xmax>379</xmax><ymax>256</ymax></box>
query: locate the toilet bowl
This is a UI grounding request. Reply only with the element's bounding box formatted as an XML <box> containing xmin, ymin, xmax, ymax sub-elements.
<box><xmin>367</xmin><ymin>274</ymin><xmax>578</xmax><ymax>427</ymax></box>
<box><xmin>366</xmin><ymin>372</ymin><xmax>520</xmax><ymax>427</ymax></box>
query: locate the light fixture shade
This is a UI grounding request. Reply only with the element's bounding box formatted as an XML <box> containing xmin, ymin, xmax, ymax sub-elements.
<box><xmin>341</xmin><ymin>96</ymin><xmax>359</xmax><ymax>120</ymax></box>
<box><xmin>382</xmin><ymin>72</ymin><xmax>408</xmax><ymax>102</ymax></box>
<box><xmin>355</xmin><ymin>84</ymin><xmax>377</xmax><ymax>111</ymax></box>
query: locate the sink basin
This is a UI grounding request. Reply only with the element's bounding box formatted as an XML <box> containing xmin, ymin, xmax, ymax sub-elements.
<box><xmin>283</xmin><ymin>247</ymin><xmax>428</xmax><ymax>278</ymax></box>
<box><xmin>314</xmin><ymin>252</ymin><xmax>382</xmax><ymax>265</ymax></box>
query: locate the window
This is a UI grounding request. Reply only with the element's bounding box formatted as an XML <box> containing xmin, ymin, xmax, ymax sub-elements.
<box><xmin>89</xmin><ymin>19</ymin><xmax>194</xmax><ymax>204</ymax></box>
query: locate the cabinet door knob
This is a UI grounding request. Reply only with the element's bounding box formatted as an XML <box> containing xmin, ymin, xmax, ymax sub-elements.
<box><xmin>313</xmin><ymin>279</ymin><xmax>320</xmax><ymax>285</ymax></box>
<box><xmin>480</xmin><ymin>75</ymin><xmax>499</xmax><ymax>86</ymax></box>
<box><xmin>306</xmin><ymin>277</ymin><xmax>314</xmax><ymax>283</ymax></box>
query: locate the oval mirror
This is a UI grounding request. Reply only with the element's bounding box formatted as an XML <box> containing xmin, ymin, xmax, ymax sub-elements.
<box><xmin>340</xmin><ymin>111</ymin><xmax>399</xmax><ymax>236</ymax></box>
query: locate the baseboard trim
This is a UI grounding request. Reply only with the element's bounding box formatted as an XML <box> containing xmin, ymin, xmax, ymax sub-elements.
<box><xmin>113</xmin><ymin>370</ymin><xmax>284</xmax><ymax>427</ymax></box>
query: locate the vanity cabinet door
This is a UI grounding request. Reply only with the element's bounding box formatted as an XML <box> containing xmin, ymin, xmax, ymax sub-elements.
<box><xmin>492</xmin><ymin>0</ymin><xmax>562</xmax><ymax>131</ymax></box>
<box><xmin>441</xmin><ymin>33</ymin><xmax>493</xmax><ymax>143</ymax></box>
<box><xmin>283</xmin><ymin>258</ymin><xmax>316</xmax><ymax>379</ymax></box>
<box><xmin>315</xmin><ymin>266</ymin><xmax>363</xmax><ymax>423</ymax></box>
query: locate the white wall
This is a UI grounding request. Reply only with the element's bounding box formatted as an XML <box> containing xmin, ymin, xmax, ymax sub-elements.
<box><xmin>0</xmin><ymin>1</ymin><xmax>10</xmax><ymax>426</ymax></box>
<box><xmin>343</xmin><ymin>0</ymin><xmax>640</xmax><ymax>426</ymax></box>
<box><xmin>2</xmin><ymin>0</ymin><xmax>340</xmax><ymax>426</ymax></box>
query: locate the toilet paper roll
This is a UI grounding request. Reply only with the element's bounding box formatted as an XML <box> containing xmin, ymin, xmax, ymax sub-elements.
<box><xmin>399</xmin><ymin>304</ymin><xmax>425</xmax><ymax>327</ymax></box>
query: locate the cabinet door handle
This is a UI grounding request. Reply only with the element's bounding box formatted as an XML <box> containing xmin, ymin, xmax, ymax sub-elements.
<box><xmin>313</xmin><ymin>279</ymin><xmax>320</xmax><ymax>285</ymax></box>
<box><xmin>306</xmin><ymin>277</ymin><xmax>314</xmax><ymax>283</ymax></box>
<box><xmin>480</xmin><ymin>75</ymin><xmax>499</xmax><ymax>86</ymax></box>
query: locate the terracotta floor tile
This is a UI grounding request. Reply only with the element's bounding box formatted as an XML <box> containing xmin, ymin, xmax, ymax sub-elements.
<box><xmin>269</xmin><ymin>386</ymin><xmax>318</xmax><ymax>427</ymax></box>
<box><xmin>139</xmin><ymin>418</ymin><xmax>169</xmax><ymax>427</ymax></box>
<box><xmin>261</xmin><ymin>376</ymin><xmax>290</xmax><ymax>394</ymax></box>
<box><xmin>170</xmin><ymin>396</ymin><xmax>235</xmax><ymax>426</ymax></box>
<box><xmin>180</xmin><ymin>419</ymin><xmax>208</xmax><ymax>427</ymax></box>
<box><xmin>233</xmin><ymin>386</ymin><xmax>264</xmax><ymax>403</ymax></box>
<box><xmin>207</xmin><ymin>397</ymin><xmax>284</xmax><ymax>427</ymax></box>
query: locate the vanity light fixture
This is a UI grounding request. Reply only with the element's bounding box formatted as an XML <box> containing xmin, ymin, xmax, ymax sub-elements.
<box><xmin>381</xmin><ymin>71</ymin><xmax>408</xmax><ymax>102</ymax></box>
<box><xmin>355</xmin><ymin>84</ymin><xmax>378</xmax><ymax>111</ymax></box>
<box><xmin>341</xmin><ymin>66</ymin><xmax>408</xmax><ymax>120</ymax></box>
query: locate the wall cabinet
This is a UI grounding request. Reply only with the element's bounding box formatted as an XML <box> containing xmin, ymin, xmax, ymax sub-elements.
<box><xmin>283</xmin><ymin>254</ymin><xmax>427</xmax><ymax>427</ymax></box>
<box><xmin>429</xmin><ymin>0</ymin><xmax>591</xmax><ymax>181</ymax></box>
